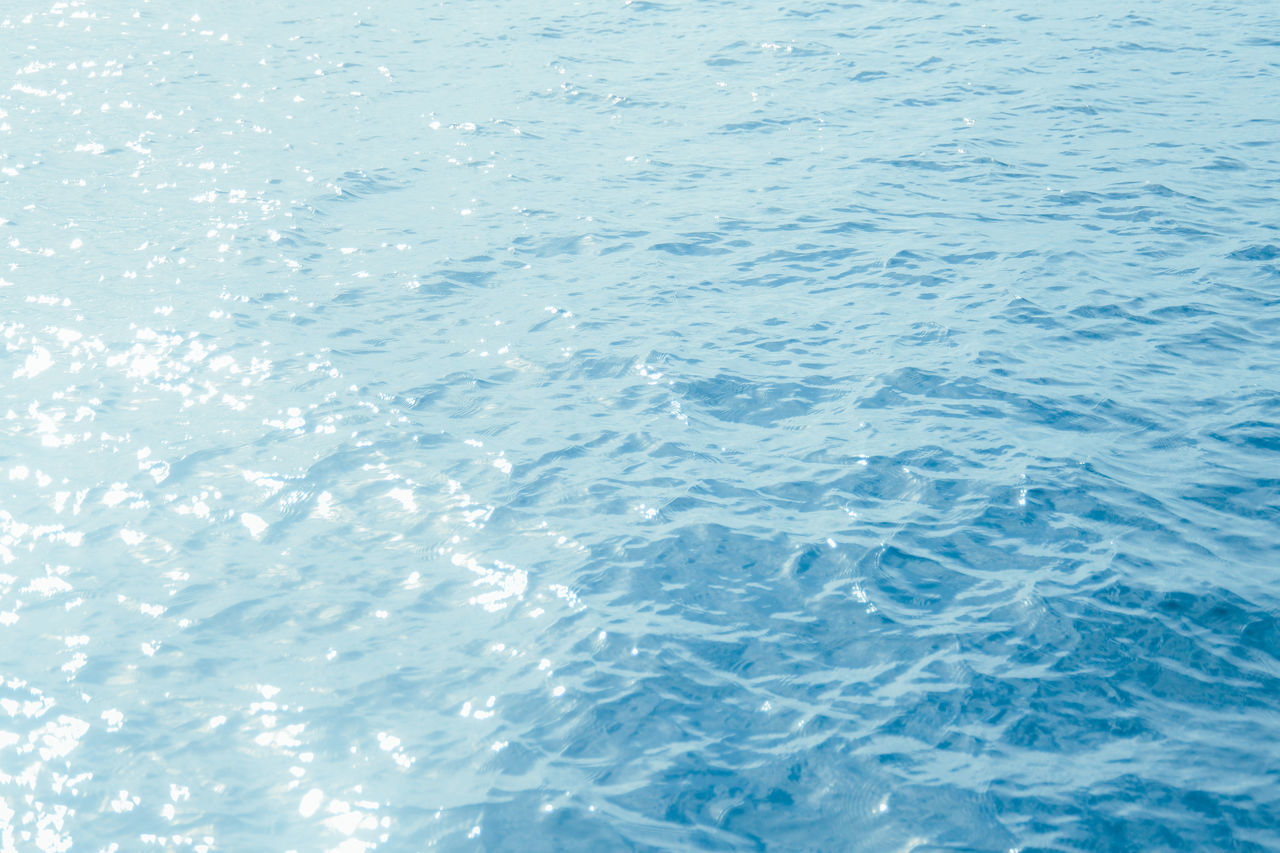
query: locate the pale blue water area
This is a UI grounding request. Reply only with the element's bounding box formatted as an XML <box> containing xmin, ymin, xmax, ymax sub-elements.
<box><xmin>2</xmin><ymin>0</ymin><xmax>1279</xmax><ymax>850</ymax></box>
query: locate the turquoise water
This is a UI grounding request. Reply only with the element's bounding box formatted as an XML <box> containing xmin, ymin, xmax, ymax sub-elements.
<box><xmin>3</xmin><ymin>0</ymin><xmax>1280</xmax><ymax>850</ymax></box>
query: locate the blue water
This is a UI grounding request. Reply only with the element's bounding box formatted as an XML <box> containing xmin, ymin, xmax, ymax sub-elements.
<box><xmin>2</xmin><ymin>0</ymin><xmax>1279</xmax><ymax>850</ymax></box>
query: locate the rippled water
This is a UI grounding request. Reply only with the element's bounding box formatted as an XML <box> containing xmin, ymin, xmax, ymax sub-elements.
<box><xmin>3</xmin><ymin>0</ymin><xmax>1280</xmax><ymax>850</ymax></box>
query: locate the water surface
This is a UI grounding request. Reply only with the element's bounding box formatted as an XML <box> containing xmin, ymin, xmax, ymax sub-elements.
<box><xmin>3</xmin><ymin>0</ymin><xmax>1280</xmax><ymax>850</ymax></box>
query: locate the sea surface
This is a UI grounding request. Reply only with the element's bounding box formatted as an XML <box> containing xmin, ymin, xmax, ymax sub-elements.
<box><xmin>2</xmin><ymin>1</ymin><xmax>1279</xmax><ymax>850</ymax></box>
